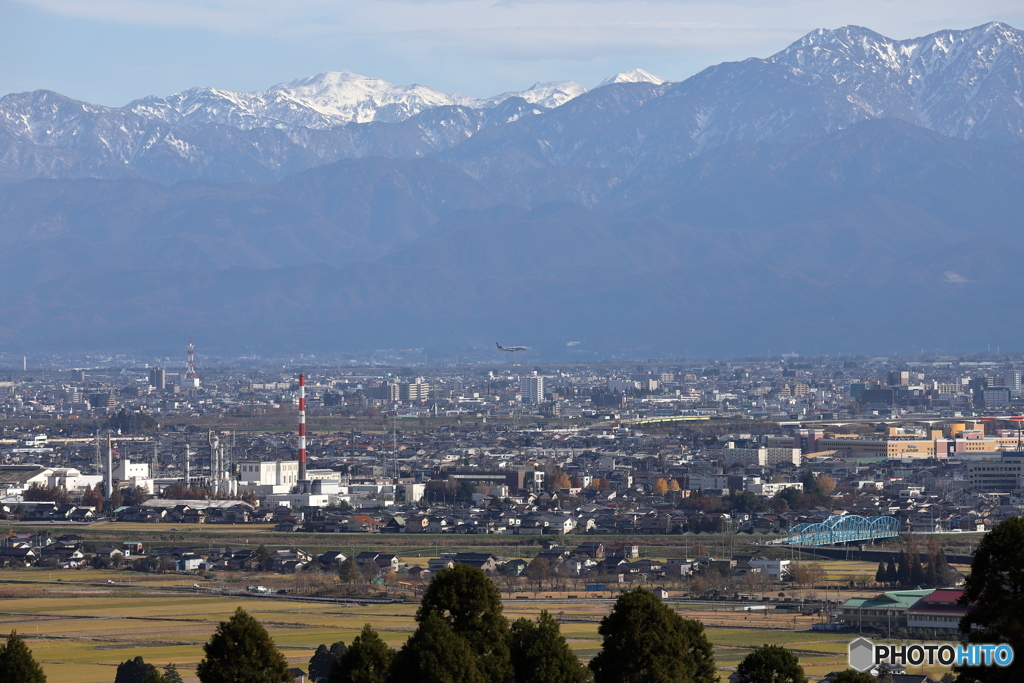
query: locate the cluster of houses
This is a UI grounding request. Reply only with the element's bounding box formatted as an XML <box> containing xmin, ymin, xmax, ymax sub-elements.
<box><xmin>0</xmin><ymin>527</ymin><xmax>792</xmax><ymax>589</ymax></box>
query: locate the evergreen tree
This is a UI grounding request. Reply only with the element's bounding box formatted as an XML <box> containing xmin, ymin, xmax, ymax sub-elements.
<box><xmin>338</xmin><ymin>559</ymin><xmax>362</xmax><ymax>583</ymax></box>
<box><xmin>956</xmin><ymin>516</ymin><xmax>1024</xmax><ymax>683</ymax></box>
<box><xmin>0</xmin><ymin>630</ymin><xmax>46</xmax><ymax>683</ymax></box>
<box><xmin>416</xmin><ymin>564</ymin><xmax>512</xmax><ymax>683</ymax></box>
<box><xmin>589</xmin><ymin>588</ymin><xmax>717</xmax><ymax>683</ymax></box>
<box><xmin>116</xmin><ymin>656</ymin><xmax>159</xmax><ymax>683</ymax></box>
<box><xmin>163</xmin><ymin>664</ymin><xmax>184</xmax><ymax>683</ymax></box>
<box><xmin>389</xmin><ymin>611</ymin><xmax>484</xmax><ymax>683</ymax></box>
<box><xmin>681</xmin><ymin>616</ymin><xmax>718</xmax><ymax>683</ymax></box>
<box><xmin>140</xmin><ymin>671</ymin><xmax>170</xmax><ymax>683</ymax></box>
<box><xmin>909</xmin><ymin>553</ymin><xmax>925</xmax><ymax>587</ymax></box>
<box><xmin>508</xmin><ymin>611</ymin><xmax>590</xmax><ymax>683</ymax></box>
<box><xmin>896</xmin><ymin>550</ymin><xmax>911</xmax><ymax>587</ymax></box>
<box><xmin>926</xmin><ymin>556</ymin><xmax>939</xmax><ymax>587</ymax></box>
<box><xmin>935</xmin><ymin>547</ymin><xmax>953</xmax><ymax>587</ymax></box>
<box><xmin>875</xmin><ymin>561</ymin><xmax>887</xmax><ymax>585</ymax></box>
<box><xmin>734</xmin><ymin>645</ymin><xmax>806</xmax><ymax>683</ymax></box>
<box><xmin>310</xmin><ymin>642</ymin><xmax>348</xmax><ymax>683</ymax></box>
<box><xmin>329</xmin><ymin>625</ymin><xmax>393</xmax><ymax>683</ymax></box>
<box><xmin>885</xmin><ymin>558</ymin><xmax>898</xmax><ymax>585</ymax></box>
<box><xmin>196</xmin><ymin>607</ymin><xmax>291</xmax><ymax>683</ymax></box>
<box><xmin>255</xmin><ymin>545</ymin><xmax>272</xmax><ymax>572</ymax></box>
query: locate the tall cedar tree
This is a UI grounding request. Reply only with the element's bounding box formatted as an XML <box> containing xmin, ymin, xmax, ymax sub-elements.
<box><xmin>956</xmin><ymin>516</ymin><xmax>1024</xmax><ymax>683</ymax></box>
<box><xmin>909</xmin><ymin>554</ymin><xmax>925</xmax><ymax>587</ymax></box>
<box><xmin>195</xmin><ymin>607</ymin><xmax>291</xmax><ymax>683</ymax></box>
<box><xmin>116</xmin><ymin>656</ymin><xmax>160</xmax><ymax>683</ymax></box>
<box><xmin>0</xmin><ymin>630</ymin><xmax>47</xmax><ymax>683</ymax></box>
<box><xmin>734</xmin><ymin>645</ymin><xmax>806</xmax><ymax>683</ymax></box>
<box><xmin>885</xmin><ymin>558</ymin><xmax>898</xmax><ymax>585</ymax></box>
<box><xmin>415</xmin><ymin>564</ymin><xmax>512</xmax><ymax>683</ymax></box>
<box><xmin>163</xmin><ymin>664</ymin><xmax>184</xmax><ymax>683</ymax></box>
<box><xmin>310</xmin><ymin>642</ymin><xmax>348</xmax><ymax>683</ymax></box>
<box><xmin>589</xmin><ymin>588</ymin><xmax>717</xmax><ymax>683</ymax></box>
<box><xmin>896</xmin><ymin>550</ymin><xmax>911</xmax><ymax>586</ymax></box>
<box><xmin>508</xmin><ymin>611</ymin><xmax>591</xmax><ymax>683</ymax></box>
<box><xmin>329</xmin><ymin>624</ymin><xmax>393</xmax><ymax>683</ymax></box>
<box><xmin>388</xmin><ymin>611</ymin><xmax>485</xmax><ymax>683</ymax></box>
<box><xmin>875</xmin><ymin>562</ymin><xmax>887</xmax><ymax>585</ymax></box>
<box><xmin>934</xmin><ymin>547</ymin><xmax>953</xmax><ymax>587</ymax></box>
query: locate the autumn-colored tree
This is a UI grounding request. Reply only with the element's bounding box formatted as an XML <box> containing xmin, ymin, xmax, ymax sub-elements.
<box><xmin>668</xmin><ymin>479</ymin><xmax>681</xmax><ymax>491</ymax></box>
<box><xmin>22</xmin><ymin>484</ymin><xmax>71</xmax><ymax>505</ymax></box>
<box><xmin>549</xmin><ymin>471</ymin><xmax>571</xmax><ymax>491</ymax></box>
<box><xmin>81</xmin><ymin>484</ymin><xmax>105</xmax><ymax>511</ymax></box>
<box><xmin>690</xmin><ymin>495</ymin><xmax>718</xmax><ymax>512</ymax></box>
<box><xmin>817</xmin><ymin>475</ymin><xmax>836</xmax><ymax>494</ymax></box>
<box><xmin>788</xmin><ymin>563</ymin><xmax>826</xmax><ymax>587</ymax></box>
<box><xmin>653</xmin><ymin>479</ymin><xmax>669</xmax><ymax>496</ymax></box>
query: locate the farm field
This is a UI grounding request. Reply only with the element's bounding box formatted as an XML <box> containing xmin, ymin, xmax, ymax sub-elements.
<box><xmin>0</xmin><ymin>571</ymin><xmax>952</xmax><ymax>683</ymax></box>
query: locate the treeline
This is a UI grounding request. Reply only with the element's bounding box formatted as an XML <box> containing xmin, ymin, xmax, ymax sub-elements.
<box><xmin>875</xmin><ymin>536</ymin><xmax>955</xmax><ymax>588</ymax></box>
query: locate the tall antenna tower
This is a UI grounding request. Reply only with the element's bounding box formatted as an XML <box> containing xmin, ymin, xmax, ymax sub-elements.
<box><xmin>298</xmin><ymin>373</ymin><xmax>307</xmax><ymax>481</ymax></box>
<box><xmin>185</xmin><ymin>338</ymin><xmax>199</xmax><ymax>380</ymax></box>
<box><xmin>105</xmin><ymin>434</ymin><xmax>113</xmax><ymax>499</ymax></box>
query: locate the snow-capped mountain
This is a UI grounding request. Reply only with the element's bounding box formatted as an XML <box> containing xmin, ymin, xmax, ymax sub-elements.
<box><xmin>127</xmin><ymin>72</ymin><xmax>480</xmax><ymax>129</ymax></box>
<box><xmin>482</xmin><ymin>81</ymin><xmax>587</xmax><ymax>109</ymax></box>
<box><xmin>127</xmin><ymin>72</ymin><xmax>587</xmax><ymax>130</ymax></box>
<box><xmin>439</xmin><ymin>21</ymin><xmax>1024</xmax><ymax>175</ymax></box>
<box><xmin>596</xmin><ymin>69</ymin><xmax>667</xmax><ymax>87</ymax></box>
<box><xmin>2</xmin><ymin>22</ymin><xmax>1024</xmax><ymax>185</ymax></box>
<box><xmin>5</xmin><ymin>23</ymin><xmax>1024</xmax><ymax>353</ymax></box>
<box><xmin>765</xmin><ymin>21</ymin><xmax>1024</xmax><ymax>143</ymax></box>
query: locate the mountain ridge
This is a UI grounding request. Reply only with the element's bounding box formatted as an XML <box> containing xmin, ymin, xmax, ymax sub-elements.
<box><xmin>2</xmin><ymin>24</ymin><xmax>1024</xmax><ymax>353</ymax></box>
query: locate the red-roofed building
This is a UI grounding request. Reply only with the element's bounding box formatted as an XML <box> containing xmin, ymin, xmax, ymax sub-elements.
<box><xmin>906</xmin><ymin>589</ymin><xmax>971</xmax><ymax>637</ymax></box>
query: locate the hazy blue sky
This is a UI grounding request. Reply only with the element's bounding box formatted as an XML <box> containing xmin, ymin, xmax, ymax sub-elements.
<box><xmin>2</xmin><ymin>0</ymin><xmax>1023</xmax><ymax>106</ymax></box>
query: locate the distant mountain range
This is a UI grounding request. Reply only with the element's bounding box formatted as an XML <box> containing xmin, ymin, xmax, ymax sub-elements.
<box><xmin>1</xmin><ymin>23</ymin><xmax>1023</xmax><ymax>355</ymax></box>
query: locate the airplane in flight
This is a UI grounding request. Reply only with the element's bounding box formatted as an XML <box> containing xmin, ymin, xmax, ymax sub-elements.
<box><xmin>496</xmin><ymin>342</ymin><xmax>528</xmax><ymax>352</ymax></box>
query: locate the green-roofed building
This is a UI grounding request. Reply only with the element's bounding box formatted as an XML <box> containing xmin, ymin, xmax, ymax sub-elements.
<box><xmin>836</xmin><ymin>589</ymin><xmax>933</xmax><ymax>633</ymax></box>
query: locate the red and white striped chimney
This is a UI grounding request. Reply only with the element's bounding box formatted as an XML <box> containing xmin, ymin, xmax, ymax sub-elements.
<box><xmin>298</xmin><ymin>373</ymin><xmax>307</xmax><ymax>481</ymax></box>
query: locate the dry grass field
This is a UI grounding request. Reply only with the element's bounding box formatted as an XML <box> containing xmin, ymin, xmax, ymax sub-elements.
<box><xmin>0</xmin><ymin>567</ymin><xmax>953</xmax><ymax>683</ymax></box>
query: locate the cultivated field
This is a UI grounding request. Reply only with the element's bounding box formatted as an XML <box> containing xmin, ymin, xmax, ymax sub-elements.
<box><xmin>0</xmin><ymin>568</ymin><xmax>953</xmax><ymax>683</ymax></box>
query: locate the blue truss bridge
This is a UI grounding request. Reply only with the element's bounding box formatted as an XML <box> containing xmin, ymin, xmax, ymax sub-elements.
<box><xmin>780</xmin><ymin>514</ymin><xmax>901</xmax><ymax>546</ymax></box>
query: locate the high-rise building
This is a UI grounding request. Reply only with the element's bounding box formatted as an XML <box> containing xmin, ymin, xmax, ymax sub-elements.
<box><xmin>369</xmin><ymin>382</ymin><xmax>399</xmax><ymax>401</ymax></box>
<box><xmin>887</xmin><ymin>370</ymin><xmax>910</xmax><ymax>386</ymax></box>
<box><xmin>1008</xmin><ymin>371</ymin><xmax>1022</xmax><ymax>393</ymax></box>
<box><xmin>521</xmin><ymin>375</ymin><xmax>544</xmax><ymax>405</ymax></box>
<box><xmin>149</xmin><ymin>367</ymin><xmax>166</xmax><ymax>390</ymax></box>
<box><xmin>399</xmin><ymin>380</ymin><xmax>430</xmax><ymax>401</ymax></box>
